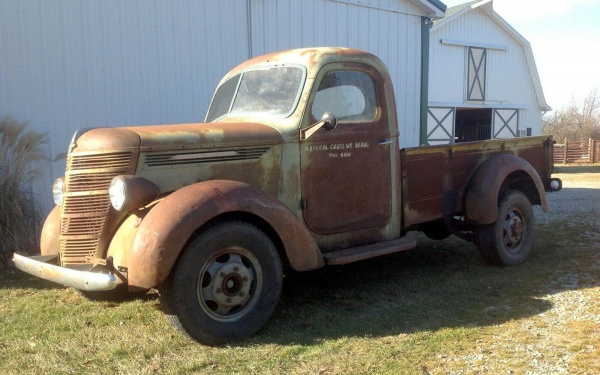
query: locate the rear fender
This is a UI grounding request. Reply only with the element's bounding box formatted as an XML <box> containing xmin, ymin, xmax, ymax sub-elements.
<box><xmin>465</xmin><ymin>154</ymin><xmax>548</xmax><ymax>225</ymax></box>
<box><xmin>111</xmin><ymin>180</ymin><xmax>323</xmax><ymax>290</ymax></box>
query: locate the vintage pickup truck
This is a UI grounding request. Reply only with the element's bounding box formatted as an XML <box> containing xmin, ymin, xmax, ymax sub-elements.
<box><xmin>14</xmin><ymin>47</ymin><xmax>561</xmax><ymax>345</ymax></box>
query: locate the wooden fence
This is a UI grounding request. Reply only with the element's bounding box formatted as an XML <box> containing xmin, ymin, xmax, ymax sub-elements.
<box><xmin>553</xmin><ymin>139</ymin><xmax>600</xmax><ymax>164</ymax></box>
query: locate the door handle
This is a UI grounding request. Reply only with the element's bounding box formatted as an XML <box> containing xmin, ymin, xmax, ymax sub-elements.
<box><xmin>379</xmin><ymin>139</ymin><xmax>393</xmax><ymax>145</ymax></box>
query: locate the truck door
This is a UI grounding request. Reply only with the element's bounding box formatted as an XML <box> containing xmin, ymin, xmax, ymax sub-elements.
<box><xmin>300</xmin><ymin>64</ymin><xmax>392</xmax><ymax>234</ymax></box>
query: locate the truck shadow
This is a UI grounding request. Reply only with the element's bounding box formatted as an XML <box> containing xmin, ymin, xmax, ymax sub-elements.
<box><xmin>253</xmin><ymin>211</ymin><xmax>600</xmax><ymax>345</ymax></box>
<box><xmin>0</xmin><ymin>267</ymin><xmax>61</xmax><ymax>291</ymax></box>
<box><xmin>256</xmin><ymin>245</ymin><xmax>545</xmax><ymax>344</ymax></box>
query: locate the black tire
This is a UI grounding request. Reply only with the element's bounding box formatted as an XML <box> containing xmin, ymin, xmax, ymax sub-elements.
<box><xmin>77</xmin><ymin>284</ymin><xmax>148</xmax><ymax>302</ymax></box>
<box><xmin>477</xmin><ymin>190</ymin><xmax>535</xmax><ymax>266</ymax></box>
<box><xmin>158</xmin><ymin>221</ymin><xmax>283</xmax><ymax>346</ymax></box>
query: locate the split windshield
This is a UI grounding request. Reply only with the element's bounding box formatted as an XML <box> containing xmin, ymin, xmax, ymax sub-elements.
<box><xmin>206</xmin><ymin>66</ymin><xmax>305</xmax><ymax>122</ymax></box>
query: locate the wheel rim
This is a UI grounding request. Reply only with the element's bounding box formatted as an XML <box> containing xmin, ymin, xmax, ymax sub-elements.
<box><xmin>502</xmin><ymin>207</ymin><xmax>525</xmax><ymax>252</ymax></box>
<box><xmin>196</xmin><ymin>246</ymin><xmax>263</xmax><ymax>322</ymax></box>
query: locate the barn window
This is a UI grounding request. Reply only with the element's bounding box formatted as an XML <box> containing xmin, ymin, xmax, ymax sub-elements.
<box><xmin>467</xmin><ymin>47</ymin><xmax>486</xmax><ymax>101</ymax></box>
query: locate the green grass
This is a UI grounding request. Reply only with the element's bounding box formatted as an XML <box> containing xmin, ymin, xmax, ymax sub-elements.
<box><xmin>1</xmin><ymin>168</ymin><xmax>599</xmax><ymax>374</ymax></box>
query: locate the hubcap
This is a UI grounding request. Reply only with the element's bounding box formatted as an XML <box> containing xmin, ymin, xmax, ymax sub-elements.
<box><xmin>197</xmin><ymin>246</ymin><xmax>262</xmax><ymax>322</ymax></box>
<box><xmin>502</xmin><ymin>208</ymin><xmax>524</xmax><ymax>252</ymax></box>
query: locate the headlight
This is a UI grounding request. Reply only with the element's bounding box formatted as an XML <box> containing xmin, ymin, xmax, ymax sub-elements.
<box><xmin>109</xmin><ymin>176</ymin><xmax>160</xmax><ymax>212</ymax></box>
<box><xmin>52</xmin><ymin>177</ymin><xmax>65</xmax><ymax>206</ymax></box>
<box><xmin>109</xmin><ymin>177</ymin><xmax>127</xmax><ymax>211</ymax></box>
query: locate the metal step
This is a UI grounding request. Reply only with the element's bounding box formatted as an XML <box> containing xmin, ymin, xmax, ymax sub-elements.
<box><xmin>323</xmin><ymin>237</ymin><xmax>417</xmax><ymax>265</ymax></box>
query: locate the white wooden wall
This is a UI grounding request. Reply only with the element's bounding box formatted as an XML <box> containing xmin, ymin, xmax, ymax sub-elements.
<box><xmin>0</xmin><ymin>0</ymin><xmax>251</xmax><ymax>214</ymax></box>
<box><xmin>250</xmin><ymin>0</ymin><xmax>425</xmax><ymax>149</ymax></box>
<box><xmin>0</xmin><ymin>0</ymin><xmax>429</xmax><ymax>214</ymax></box>
<box><xmin>428</xmin><ymin>8</ymin><xmax>543</xmax><ymax>136</ymax></box>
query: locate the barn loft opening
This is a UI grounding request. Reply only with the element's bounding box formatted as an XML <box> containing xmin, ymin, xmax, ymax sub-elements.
<box><xmin>455</xmin><ymin>108</ymin><xmax>492</xmax><ymax>143</ymax></box>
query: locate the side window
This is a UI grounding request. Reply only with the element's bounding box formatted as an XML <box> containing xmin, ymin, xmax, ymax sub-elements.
<box><xmin>311</xmin><ymin>70</ymin><xmax>377</xmax><ymax>122</ymax></box>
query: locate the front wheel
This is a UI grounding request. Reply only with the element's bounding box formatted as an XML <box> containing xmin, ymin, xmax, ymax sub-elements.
<box><xmin>159</xmin><ymin>221</ymin><xmax>283</xmax><ymax>346</ymax></box>
<box><xmin>477</xmin><ymin>190</ymin><xmax>535</xmax><ymax>266</ymax></box>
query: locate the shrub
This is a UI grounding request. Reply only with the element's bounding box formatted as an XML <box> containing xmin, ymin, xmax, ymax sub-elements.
<box><xmin>0</xmin><ymin>116</ymin><xmax>48</xmax><ymax>267</ymax></box>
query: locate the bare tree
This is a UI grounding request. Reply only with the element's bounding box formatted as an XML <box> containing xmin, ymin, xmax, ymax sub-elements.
<box><xmin>543</xmin><ymin>89</ymin><xmax>600</xmax><ymax>143</ymax></box>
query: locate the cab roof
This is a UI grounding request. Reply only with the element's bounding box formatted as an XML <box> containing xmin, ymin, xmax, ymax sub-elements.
<box><xmin>221</xmin><ymin>47</ymin><xmax>390</xmax><ymax>84</ymax></box>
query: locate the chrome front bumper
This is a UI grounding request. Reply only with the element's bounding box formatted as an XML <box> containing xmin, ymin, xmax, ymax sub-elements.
<box><xmin>12</xmin><ymin>253</ymin><xmax>118</xmax><ymax>291</ymax></box>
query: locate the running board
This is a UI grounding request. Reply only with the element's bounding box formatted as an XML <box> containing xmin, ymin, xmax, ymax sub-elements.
<box><xmin>323</xmin><ymin>237</ymin><xmax>417</xmax><ymax>265</ymax></box>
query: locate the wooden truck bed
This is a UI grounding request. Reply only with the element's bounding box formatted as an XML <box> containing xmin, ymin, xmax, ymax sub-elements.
<box><xmin>400</xmin><ymin>136</ymin><xmax>554</xmax><ymax>227</ymax></box>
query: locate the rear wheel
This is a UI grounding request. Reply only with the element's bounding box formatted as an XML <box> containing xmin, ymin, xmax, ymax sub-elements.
<box><xmin>159</xmin><ymin>221</ymin><xmax>283</xmax><ymax>346</ymax></box>
<box><xmin>477</xmin><ymin>190</ymin><xmax>534</xmax><ymax>266</ymax></box>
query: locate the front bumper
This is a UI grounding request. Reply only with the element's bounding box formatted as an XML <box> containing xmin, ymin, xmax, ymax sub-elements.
<box><xmin>12</xmin><ymin>253</ymin><xmax>119</xmax><ymax>291</ymax></box>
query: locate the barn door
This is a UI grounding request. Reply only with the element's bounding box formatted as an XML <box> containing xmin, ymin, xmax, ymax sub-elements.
<box><xmin>426</xmin><ymin>107</ymin><xmax>455</xmax><ymax>145</ymax></box>
<box><xmin>467</xmin><ymin>47</ymin><xmax>486</xmax><ymax>101</ymax></box>
<box><xmin>493</xmin><ymin>109</ymin><xmax>519</xmax><ymax>139</ymax></box>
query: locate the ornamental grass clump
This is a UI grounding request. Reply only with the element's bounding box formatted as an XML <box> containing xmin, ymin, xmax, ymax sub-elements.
<box><xmin>0</xmin><ymin>116</ymin><xmax>48</xmax><ymax>267</ymax></box>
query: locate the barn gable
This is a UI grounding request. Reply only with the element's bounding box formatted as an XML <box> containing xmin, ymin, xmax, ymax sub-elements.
<box><xmin>426</xmin><ymin>0</ymin><xmax>550</xmax><ymax>145</ymax></box>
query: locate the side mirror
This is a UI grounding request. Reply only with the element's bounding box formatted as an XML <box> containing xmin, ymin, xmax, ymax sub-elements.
<box><xmin>320</xmin><ymin>112</ymin><xmax>337</xmax><ymax>131</ymax></box>
<box><xmin>300</xmin><ymin>112</ymin><xmax>338</xmax><ymax>141</ymax></box>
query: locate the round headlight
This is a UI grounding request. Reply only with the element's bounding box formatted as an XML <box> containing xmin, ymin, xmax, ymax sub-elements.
<box><xmin>109</xmin><ymin>177</ymin><xmax>127</xmax><ymax>211</ymax></box>
<box><xmin>52</xmin><ymin>177</ymin><xmax>65</xmax><ymax>206</ymax></box>
<box><xmin>108</xmin><ymin>175</ymin><xmax>160</xmax><ymax>212</ymax></box>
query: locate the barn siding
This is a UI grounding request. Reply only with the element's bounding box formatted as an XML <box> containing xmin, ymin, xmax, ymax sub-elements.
<box><xmin>1</xmin><ymin>0</ymin><xmax>430</xmax><ymax>213</ymax></box>
<box><xmin>0</xmin><ymin>0</ymin><xmax>251</xmax><ymax>213</ymax></box>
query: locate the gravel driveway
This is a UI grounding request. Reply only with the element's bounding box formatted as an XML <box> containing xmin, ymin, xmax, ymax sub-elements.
<box><xmin>451</xmin><ymin>166</ymin><xmax>600</xmax><ymax>374</ymax></box>
<box><xmin>523</xmin><ymin>168</ymin><xmax>600</xmax><ymax>373</ymax></box>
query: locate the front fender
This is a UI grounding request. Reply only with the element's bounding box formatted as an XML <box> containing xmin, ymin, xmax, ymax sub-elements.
<box><xmin>40</xmin><ymin>205</ymin><xmax>61</xmax><ymax>256</ymax></box>
<box><xmin>111</xmin><ymin>180</ymin><xmax>323</xmax><ymax>290</ymax></box>
<box><xmin>465</xmin><ymin>154</ymin><xmax>548</xmax><ymax>225</ymax></box>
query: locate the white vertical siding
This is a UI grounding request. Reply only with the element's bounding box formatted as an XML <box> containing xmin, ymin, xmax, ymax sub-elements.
<box><xmin>428</xmin><ymin>8</ymin><xmax>543</xmax><ymax>136</ymax></box>
<box><xmin>0</xmin><ymin>0</ymin><xmax>250</xmax><ymax>213</ymax></box>
<box><xmin>1</xmin><ymin>0</ymin><xmax>429</xmax><ymax>213</ymax></box>
<box><xmin>250</xmin><ymin>0</ymin><xmax>424</xmax><ymax>148</ymax></box>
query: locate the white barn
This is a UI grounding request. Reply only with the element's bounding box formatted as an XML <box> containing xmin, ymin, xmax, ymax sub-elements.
<box><xmin>0</xmin><ymin>0</ymin><xmax>446</xmax><ymax>213</ymax></box>
<box><xmin>426</xmin><ymin>0</ymin><xmax>550</xmax><ymax>145</ymax></box>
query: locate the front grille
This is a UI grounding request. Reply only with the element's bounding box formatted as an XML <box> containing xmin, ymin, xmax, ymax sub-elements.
<box><xmin>60</xmin><ymin>151</ymin><xmax>134</xmax><ymax>266</ymax></box>
<box><xmin>66</xmin><ymin>172</ymin><xmax>127</xmax><ymax>192</ymax></box>
<box><xmin>69</xmin><ymin>152</ymin><xmax>132</xmax><ymax>170</ymax></box>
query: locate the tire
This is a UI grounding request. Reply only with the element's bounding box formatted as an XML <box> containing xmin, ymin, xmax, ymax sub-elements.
<box><xmin>158</xmin><ymin>221</ymin><xmax>283</xmax><ymax>346</ymax></box>
<box><xmin>477</xmin><ymin>190</ymin><xmax>535</xmax><ymax>266</ymax></box>
<box><xmin>77</xmin><ymin>284</ymin><xmax>148</xmax><ymax>302</ymax></box>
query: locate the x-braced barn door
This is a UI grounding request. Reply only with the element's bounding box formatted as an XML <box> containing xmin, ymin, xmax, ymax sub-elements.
<box><xmin>493</xmin><ymin>109</ymin><xmax>519</xmax><ymax>139</ymax></box>
<box><xmin>467</xmin><ymin>47</ymin><xmax>486</xmax><ymax>101</ymax></box>
<box><xmin>426</xmin><ymin>107</ymin><xmax>455</xmax><ymax>145</ymax></box>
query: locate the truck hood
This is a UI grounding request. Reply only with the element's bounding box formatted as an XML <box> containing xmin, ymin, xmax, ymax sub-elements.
<box><xmin>72</xmin><ymin>122</ymin><xmax>283</xmax><ymax>153</ymax></box>
<box><xmin>127</xmin><ymin>122</ymin><xmax>283</xmax><ymax>151</ymax></box>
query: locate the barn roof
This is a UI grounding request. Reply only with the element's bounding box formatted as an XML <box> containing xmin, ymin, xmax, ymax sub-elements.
<box><xmin>431</xmin><ymin>0</ymin><xmax>551</xmax><ymax>111</ymax></box>
<box><xmin>439</xmin><ymin>0</ymin><xmax>478</xmax><ymax>21</ymax></box>
<box><xmin>408</xmin><ymin>0</ymin><xmax>447</xmax><ymax>18</ymax></box>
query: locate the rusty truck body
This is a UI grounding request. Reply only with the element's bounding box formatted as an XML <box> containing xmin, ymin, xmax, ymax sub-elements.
<box><xmin>13</xmin><ymin>47</ymin><xmax>561</xmax><ymax>345</ymax></box>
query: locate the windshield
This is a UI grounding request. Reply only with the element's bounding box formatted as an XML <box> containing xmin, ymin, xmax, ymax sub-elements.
<box><xmin>206</xmin><ymin>65</ymin><xmax>305</xmax><ymax>122</ymax></box>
